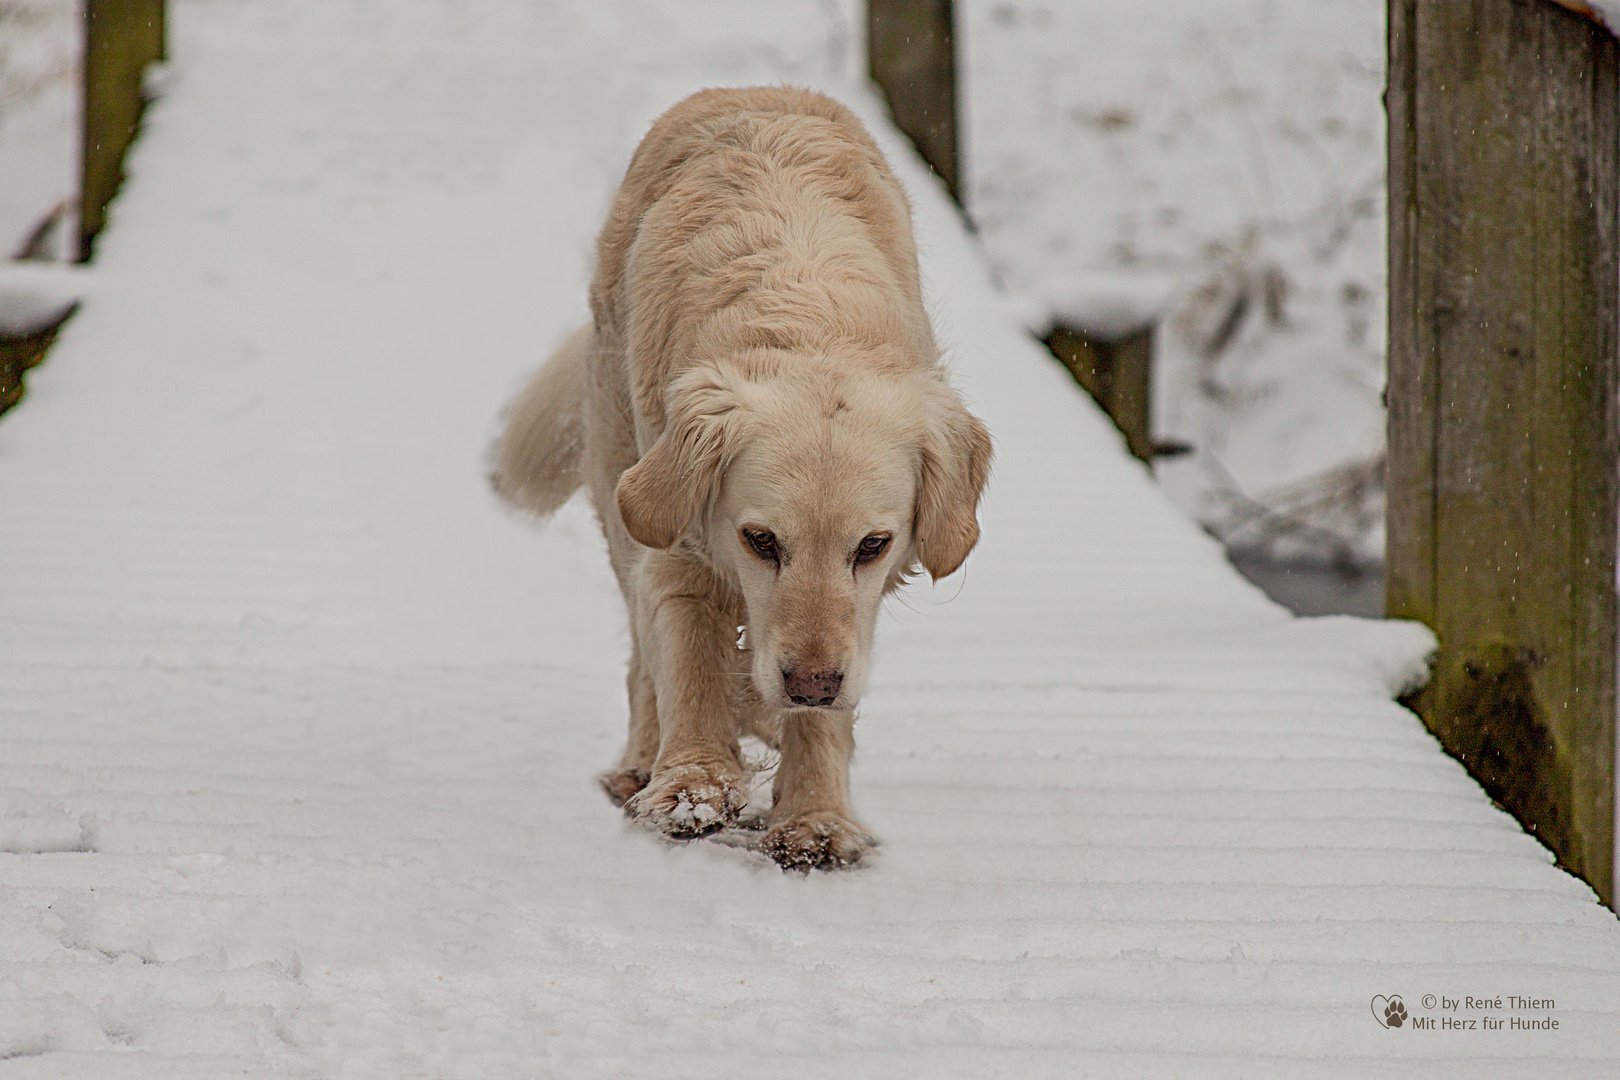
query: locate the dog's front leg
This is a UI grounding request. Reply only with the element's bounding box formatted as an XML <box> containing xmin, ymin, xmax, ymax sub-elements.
<box><xmin>623</xmin><ymin>552</ymin><xmax>748</xmax><ymax>837</ymax></box>
<box><xmin>761</xmin><ymin>709</ymin><xmax>876</xmax><ymax>869</ymax></box>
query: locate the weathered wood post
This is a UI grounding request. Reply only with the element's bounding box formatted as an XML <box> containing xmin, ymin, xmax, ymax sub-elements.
<box><xmin>867</xmin><ymin>0</ymin><xmax>959</xmax><ymax>204</ymax></box>
<box><xmin>1044</xmin><ymin>322</ymin><xmax>1156</xmax><ymax>463</ymax></box>
<box><xmin>80</xmin><ymin>0</ymin><xmax>166</xmax><ymax>260</ymax></box>
<box><xmin>1387</xmin><ymin>0</ymin><xmax>1618</xmax><ymax>908</ymax></box>
<box><xmin>0</xmin><ymin>314</ymin><xmax>75</xmax><ymax>418</ymax></box>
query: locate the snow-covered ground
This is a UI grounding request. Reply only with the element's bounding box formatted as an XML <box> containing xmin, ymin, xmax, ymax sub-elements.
<box><xmin>2</xmin><ymin>1</ymin><xmax>1618</xmax><ymax>1075</ymax></box>
<box><xmin>966</xmin><ymin>0</ymin><xmax>1388</xmax><ymax>566</ymax></box>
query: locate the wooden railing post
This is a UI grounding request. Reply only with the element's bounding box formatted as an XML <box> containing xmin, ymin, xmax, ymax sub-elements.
<box><xmin>1044</xmin><ymin>322</ymin><xmax>1156</xmax><ymax>463</ymax></box>
<box><xmin>80</xmin><ymin>0</ymin><xmax>166</xmax><ymax>261</ymax></box>
<box><xmin>867</xmin><ymin>0</ymin><xmax>958</xmax><ymax>204</ymax></box>
<box><xmin>1387</xmin><ymin>0</ymin><xmax>1618</xmax><ymax>908</ymax></box>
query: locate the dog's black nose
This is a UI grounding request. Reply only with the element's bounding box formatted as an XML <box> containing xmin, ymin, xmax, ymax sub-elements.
<box><xmin>782</xmin><ymin>666</ymin><xmax>843</xmax><ymax>707</ymax></box>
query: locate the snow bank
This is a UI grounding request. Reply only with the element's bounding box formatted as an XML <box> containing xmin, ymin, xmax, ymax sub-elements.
<box><xmin>1032</xmin><ymin>269</ymin><xmax>1179</xmax><ymax>339</ymax></box>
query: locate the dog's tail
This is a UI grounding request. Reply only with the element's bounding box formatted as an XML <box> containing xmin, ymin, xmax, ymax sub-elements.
<box><xmin>489</xmin><ymin>322</ymin><xmax>592</xmax><ymax>517</ymax></box>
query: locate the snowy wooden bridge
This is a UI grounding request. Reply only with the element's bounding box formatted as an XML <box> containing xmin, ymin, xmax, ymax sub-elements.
<box><xmin>2</xmin><ymin>2</ymin><xmax>1618</xmax><ymax>1076</ymax></box>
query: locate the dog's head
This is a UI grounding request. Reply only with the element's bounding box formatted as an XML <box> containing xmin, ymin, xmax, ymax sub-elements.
<box><xmin>615</xmin><ymin>357</ymin><xmax>991</xmax><ymax>712</ymax></box>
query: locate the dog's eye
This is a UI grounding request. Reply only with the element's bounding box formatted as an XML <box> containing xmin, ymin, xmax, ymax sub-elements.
<box><xmin>743</xmin><ymin>528</ymin><xmax>780</xmax><ymax>563</ymax></box>
<box><xmin>854</xmin><ymin>533</ymin><xmax>892</xmax><ymax>566</ymax></box>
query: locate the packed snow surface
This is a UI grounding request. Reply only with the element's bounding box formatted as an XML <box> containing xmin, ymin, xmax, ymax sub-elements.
<box><xmin>1</xmin><ymin>1</ymin><xmax>1617</xmax><ymax>1076</ymax></box>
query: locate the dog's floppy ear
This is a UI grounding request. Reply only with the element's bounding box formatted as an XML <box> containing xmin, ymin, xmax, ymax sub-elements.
<box><xmin>914</xmin><ymin>377</ymin><xmax>993</xmax><ymax>580</ymax></box>
<box><xmin>616</xmin><ymin>366</ymin><xmax>741</xmax><ymax>549</ymax></box>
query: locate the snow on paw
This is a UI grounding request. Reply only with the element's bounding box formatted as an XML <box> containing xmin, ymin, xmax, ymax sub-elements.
<box><xmin>597</xmin><ymin>767</ymin><xmax>650</xmax><ymax>807</ymax></box>
<box><xmin>760</xmin><ymin>812</ymin><xmax>875</xmax><ymax>871</ymax></box>
<box><xmin>624</xmin><ymin>763</ymin><xmax>747</xmax><ymax>838</ymax></box>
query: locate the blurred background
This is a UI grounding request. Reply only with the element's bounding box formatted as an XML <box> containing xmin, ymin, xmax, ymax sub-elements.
<box><xmin>0</xmin><ymin>0</ymin><xmax>76</xmax><ymax>261</ymax></box>
<box><xmin>0</xmin><ymin>0</ymin><xmax>1389</xmax><ymax>615</ymax></box>
<box><xmin>967</xmin><ymin>2</ymin><xmax>1387</xmax><ymax>615</ymax></box>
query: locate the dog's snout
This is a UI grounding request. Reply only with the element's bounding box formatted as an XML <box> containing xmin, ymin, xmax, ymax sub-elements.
<box><xmin>782</xmin><ymin>666</ymin><xmax>843</xmax><ymax>707</ymax></box>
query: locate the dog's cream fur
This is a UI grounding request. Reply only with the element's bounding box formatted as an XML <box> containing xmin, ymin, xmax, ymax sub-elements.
<box><xmin>493</xmin><ymin>87</ymin><xmax>991</xmax><ymax>869</ymax></box>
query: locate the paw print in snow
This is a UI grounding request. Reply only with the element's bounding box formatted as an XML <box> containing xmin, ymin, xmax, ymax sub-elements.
<box><xmin>1384</xmin><ymin>998</ymin><xmax>1407</xmax><ymax>1028</ymax></box>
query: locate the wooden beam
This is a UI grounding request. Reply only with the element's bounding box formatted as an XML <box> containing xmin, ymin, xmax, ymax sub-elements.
<box><xmin>867</xmin><ymin>0</ymin><xmax>959</xmax><ymax>204</ymax></box>
<box><xmin>1387</xmin><ymin>0</ymin><xmax>1618</xmax><ymax>908</ymax></box>
<box><xmin>81</xmin><ymin>0</ymin><xmax>166</xmax><ymax>261</ymax></box>
<box><xmin>1044</xmin><ymin>324</ymin><xmax>1156</xmax><ymax>463</ymax></box>
<box><xmin>0</xmin><ymin>307</ymin><xmax>78</xmax><ymax>419</ymax></box>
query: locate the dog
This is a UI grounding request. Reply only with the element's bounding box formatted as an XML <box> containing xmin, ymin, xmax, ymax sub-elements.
<box><xmin>491</xmin><ymin>87</ymin><xmax>991</xmax><ymax>869</ymax></box>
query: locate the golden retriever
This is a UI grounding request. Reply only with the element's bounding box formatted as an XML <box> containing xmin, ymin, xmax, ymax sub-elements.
<box><xmin>492</xmin><ymin>87</ymin><xmax>991</xmax><ymax>869</ymax></box>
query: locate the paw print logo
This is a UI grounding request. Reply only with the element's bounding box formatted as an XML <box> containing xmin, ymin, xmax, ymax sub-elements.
<box><xmin>1372</xmin><ymin>995</ymin><xmax>1407</xmax><ymax>1028</ymax></box>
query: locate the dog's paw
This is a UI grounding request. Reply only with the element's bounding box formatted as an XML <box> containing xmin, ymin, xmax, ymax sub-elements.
<box><xmin>760</xmin><ymin>811</ymin><xmax>876</xmax><ymax>871</ymax></box>
<box><xmin>598</xmin><ymin>767</ymin><xmax>651</xmax><ymax>807</ymax></box>
<box><xmin>625</xmin><ymin>762</ymin><xmax>748</xmax><ymax>838</ymax></box>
